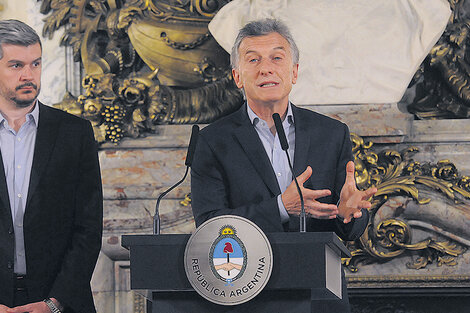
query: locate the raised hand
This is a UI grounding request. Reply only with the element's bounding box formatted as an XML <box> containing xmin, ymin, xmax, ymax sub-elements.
<box><xmin>338</xmin><ymin>161</ymin><xmax>377</xmax><ymax>223</ymax></box>
<box><xmin>282</xmin><ymin>166</ymin><xmax>339</xmax><ymax>219</ymax></box>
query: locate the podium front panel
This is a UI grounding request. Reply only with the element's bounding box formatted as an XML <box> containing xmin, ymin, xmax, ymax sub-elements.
<box><xmin>122</xmin><ymin>232</ymin><xmax>350</xmax><ymax>312</ymax></box>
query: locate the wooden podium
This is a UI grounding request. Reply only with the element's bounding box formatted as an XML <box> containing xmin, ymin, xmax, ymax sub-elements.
<box><xmin>122</xmin><ymin>232</ymin><xmax>351</xmax><ymax>313</ymax></box>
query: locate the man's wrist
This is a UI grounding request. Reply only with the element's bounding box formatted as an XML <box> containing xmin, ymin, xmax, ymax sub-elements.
<box><xmin>51</xmin><ymin>298</ymin><xmax>64</xmax><ymax>311</ymax></box>
<box><xmin>44</xmin><ymin>298</ymin><xmax>62</xmax><ymax>313</ymax></box>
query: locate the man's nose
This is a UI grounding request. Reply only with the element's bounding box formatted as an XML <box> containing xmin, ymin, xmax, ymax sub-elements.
<box><xmin>259</xmin><ymin>60</ymin><xmax>273</xmax><ymax>75</ymax></box>
<box><xmin>20</xmin><ymin>66</ymin><xmax>34</xmax><ymax>80</ymax></box>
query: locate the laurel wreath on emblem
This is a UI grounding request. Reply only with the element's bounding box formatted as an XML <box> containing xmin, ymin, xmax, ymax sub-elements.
<box><xmin>209</xmin><ymin>225</ymin><xmax>247</xmax><ymax>283</ymax></box>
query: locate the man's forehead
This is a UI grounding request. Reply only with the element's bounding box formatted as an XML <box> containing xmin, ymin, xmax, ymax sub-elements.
<box><xmin>240</xmin><ymin>33</ymin><xmax>290</xmax><ymax>52</ymax></box>
<box><xmin>1</xmin><ymin>43</ymin><xmax>42</xmax><ymax>59</ymax></box>
<box><xmin>244</xmin><ymin>46</ymin><xmax>287</xmax><ymax>55</ymax></box>
<box><xmin>3</xmin><ymin>42</ymin><xmax>41</xmax><ymax>49</ymax></box>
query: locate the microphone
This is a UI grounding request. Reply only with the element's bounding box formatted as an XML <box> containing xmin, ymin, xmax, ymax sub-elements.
<box><xmin>153</xmin><ymin>125</ymin><xmax>200</xmax><ymax>234</ymax></box>
<box><xmin>272</xmin><ymin>113</ymin><xmax>306</xmax><ymax>233</ymax></box>
<box><xmin>185</xmin><ymin>125</ymin><xmax>199</xmax><ymax>166</ymax></box>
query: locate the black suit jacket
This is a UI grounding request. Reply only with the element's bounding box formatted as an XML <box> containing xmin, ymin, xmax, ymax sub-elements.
<box><xmin>191</xmin><ymin>103</ymin><xmax>368</xmax><ymax>239</ymax></box>
<box><xmin>0</xmin><ymin>103</ymin><xmax>103</xmax><ymax>313</ymax></box>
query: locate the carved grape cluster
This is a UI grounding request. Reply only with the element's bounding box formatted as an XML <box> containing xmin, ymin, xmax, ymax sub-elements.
<box><xmin>102</xmin><ymin>104</ymin><xmax>126</xmax><ymax>143</ymax></box>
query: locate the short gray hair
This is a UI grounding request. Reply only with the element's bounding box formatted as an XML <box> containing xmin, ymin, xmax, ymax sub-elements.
<box><xmin>0</xmin><ymin>19</ymin><xmax>41</xmax><ymax>60</ymax></box>
<box><xmin>230</xmin><ymin>18</ymin><xmax>299</xmax><ymax>69</ymax></box>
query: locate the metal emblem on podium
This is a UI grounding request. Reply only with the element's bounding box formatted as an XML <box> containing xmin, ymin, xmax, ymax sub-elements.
<box><xmin>184</xmin><ymin>215</ymin><xmax>273</xmax><ymax>305</ymax></box>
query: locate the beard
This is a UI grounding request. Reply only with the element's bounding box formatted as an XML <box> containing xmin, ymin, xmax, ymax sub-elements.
<box><xmin>11</xmin><ymin>95</ymin><xmax>39</xmax><ymax>108</ymax></box>
<box><xmin>8</xmin><ymin>82</ymin><xmax>40</xmax><ymax>108</ymax></box>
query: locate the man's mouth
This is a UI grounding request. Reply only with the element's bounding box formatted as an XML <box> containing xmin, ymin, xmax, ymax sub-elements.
<box><xmin>259</xmin><ymin>82</ymin><xmax>278</xmax><ymax>88</ymax></box>
<box><xmin>16</xmin><ymin>83</ymin><xmax>37</xmax><ymax>91</ymax></box>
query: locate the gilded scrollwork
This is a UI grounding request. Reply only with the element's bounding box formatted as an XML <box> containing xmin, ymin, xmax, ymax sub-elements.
<box><xmin>40</xmin><ymin>0</ymin><xmax>242</xmax><ymax>144</ymax></box>
<box><xmin>344</xmin><ymin>134</ymin><xmax>469</xmax><ymax>272</ymax></box>
<box><xmin>405</xmin><ymin>0</ymin><xmax>470</xmax><ymax>119</ymax></box>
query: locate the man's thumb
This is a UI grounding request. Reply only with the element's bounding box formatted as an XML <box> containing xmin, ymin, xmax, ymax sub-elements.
<box><xmin>297</xmin><ymin>166</ymin><xmax>313</xmax><ymax>183</ymax></box>
<box><xmin>345</xmin><ymin>161</ymin><xmax>356</xmax><ymax>183</ymax></box>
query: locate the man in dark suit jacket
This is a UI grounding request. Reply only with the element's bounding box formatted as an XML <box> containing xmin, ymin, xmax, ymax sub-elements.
<box><xmin>0</xmin><ymin>20</ymin><xmax>102</xmax><ymax>313</ymax></box>
<box><xmin>191</xmin><ymin>19</ymin><xmax>376</xmax><ymax>312</ymax></box>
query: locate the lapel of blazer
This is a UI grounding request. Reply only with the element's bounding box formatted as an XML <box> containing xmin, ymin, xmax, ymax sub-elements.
<box><xmin>0</xmin><ymin>150</ymin><xmax>13</xmax><ymax>229</ymax></box>
<box><xmin>232</xmin><ymin>104</ymin><xmax>281</xmax><ymax>196</ymax></box>
<box><xmin>292</xmin><ymin>104</ymin><xmax>312</xmax><ymax>177</ymax></box>
<box><xmin>26</xmin><ymin>103</ymin><xmax>60</xmax><ymax>207</ymax></box>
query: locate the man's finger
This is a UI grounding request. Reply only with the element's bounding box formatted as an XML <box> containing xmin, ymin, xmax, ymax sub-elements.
<box><xmin>359</xmin><ymin>200</ymin><xmax>372</xmax><ymax>209</ymax></box>
<box><xmin>296</xmin><ymin>166</ymin><xmax>313</xmax><ymax>184</ymax></box>
<box><xmin>362</xmin><ymin>187</ymin><xmax>377</xmax><ymax>199</ymax></box>
<box><xmin>310</xmin><ymin>212</ymin><xmax>338</xmax><ymax>219</ymax></box>
<box><xmin>306</xmin><ymin>205</ymin><xmax>338</xmax><ymax>218</ymax></box>
<box><xmin>7</xmin><ymin>305</ymin><xmax>29</xmax><ymax>313</ymax></box>
<box><xmin>344</xmin><ymin>161</ymin><xmax>356</xmax><ymax>185</ymax></box>
<box><xmin>306</xmin><ymin>202</ymin><xmax>338</xmax><ymax>213</ymax></box>
<box><xmin>0</xmin><ymin>304</ymin><xmax>11</xmax><ymax>313</ymax></box>
<box><xmin>304</xmin><ymin>188</ymin><xmax>331</xmax><ymax>200</ymax></box>
<box><xmin>314</xmin><ymin>214</ymin><xmax>337</xmax><ymax>219</ymax></box>
<box><xmin>353</xmin><ymin>210</ymin><xmax>363</xmax><ymax>219</ymax></box>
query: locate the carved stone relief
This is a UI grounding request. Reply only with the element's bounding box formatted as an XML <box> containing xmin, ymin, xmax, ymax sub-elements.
<box><xmin>40</xmin><ymin>0</ymin><xmax>470</xmax><ymax>145</ymax></box>
<box><xmin>41</xmin><ymin>0</ymin><xmax>242</xmax><ymax>143</ymax></box>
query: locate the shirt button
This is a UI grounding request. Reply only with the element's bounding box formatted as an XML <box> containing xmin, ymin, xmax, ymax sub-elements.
<box><xmin>17</xmin><ymin>194</ymin><xmax>22</xmax><ymax>198</ymax></box>
<box><xmin>277</xmin><ymin>172</ymin><xmax>282</xmax><ymax>177</ymax></box>
<box><xmin>17</xmin><ymin>165</ymin><xmax>21</xmax><ymax>169</ymax></box>
<box><xmin>17</xmin><ymin>137</ymin><xmax>21</xmax><ymax>142</ymax></box>
<box><xmin>18</xmin><ymin>252</ymin><xmax>24</xmax><ymax>257</ymax></box>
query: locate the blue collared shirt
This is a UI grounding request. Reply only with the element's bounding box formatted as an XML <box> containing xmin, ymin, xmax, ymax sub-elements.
<box><xmin>0</xmin><ymin>102</ymin><xmax>39</xmax><ymax>274</ymax></box>
<box><xmin>247</xmin><ymin>103</ymin><xmax>295</xmax><ymax>223</ymax></box>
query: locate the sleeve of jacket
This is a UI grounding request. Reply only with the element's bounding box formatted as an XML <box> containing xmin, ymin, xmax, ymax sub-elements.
<box><xmin>48</xmin><ymin>121</ymin><xmax>103</xmax><ymax>313</ymax></box>
<box><xmin>191</xmin><ymin>133</ymin><xmax>284</xmax><ymax>232</ymax></box>
<box><xmin>332</xmin><ymin>123</ymin><xmax>369</xmax><ymax>241</ymax></box>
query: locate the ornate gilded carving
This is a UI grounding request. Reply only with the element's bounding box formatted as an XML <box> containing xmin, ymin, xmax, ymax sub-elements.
<box><xmin>344</xmin><ymin>133</ymin><xmax>469</xmax><ymax>272</ymax></box>
<box><xmin>405</xmin><ymin>0</ymin><xmax>470</xmax><ymax>119</ymax></box>
<box><xmin>133</xmin><ymin>291</ymin><xmax>146</xmax><ymax>313</ymax></box>
<box><xmin>180</xmin><ymin>193</ymin><xmax>192</xmax><ymax>207</ymax></box>
<box><xmin>40</xmin><ymin>0</ymin><xmax>242</xmax><ymax>144</ymax></box>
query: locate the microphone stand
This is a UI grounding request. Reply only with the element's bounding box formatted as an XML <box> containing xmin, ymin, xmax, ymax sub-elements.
<box><xmin>153</xmin><ymin>125</ymin><xmax>199</xmax><ymax>235</ymax></box>
<box><xmin>272</xmin><ymin>113</ymin><xmax>306</xmax><ymax>232</ymax></box>
<box><xmin>153</xmin><ymin>167</ymin><xmax>189</xmax><ymax>235</ymax></box>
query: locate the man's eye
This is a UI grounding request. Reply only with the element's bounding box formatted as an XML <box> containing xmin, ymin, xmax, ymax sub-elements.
<box><xmin>12</xmin><ymin>64</ymin><xmax>21</xmax><ymax>68</ymax></box>
<box><xmin>249</xmin><ymin>58</ymin><xmax>258</xmax><ymax>63</ymax></box>
<box><xmin>33</xmin><ymin>62</ymin><xmax>41</xmax><ymax>67</ymax></box>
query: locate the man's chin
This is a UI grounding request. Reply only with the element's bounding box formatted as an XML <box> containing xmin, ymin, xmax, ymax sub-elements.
<box><xmin>12</xmin><ymin>96</ymin><xmax>37</xmax><ymax>108</ymax></box>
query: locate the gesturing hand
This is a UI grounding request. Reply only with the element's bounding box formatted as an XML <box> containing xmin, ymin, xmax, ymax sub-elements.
<box><xmin>282</xmin><ymin>166</ymin><xmax>339</xmax><ymax>219</ymax></box>
<box><xmin>338</xmin><ymin>161</ymin><xmax>377</xmax><ymax>223</ymax></box>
